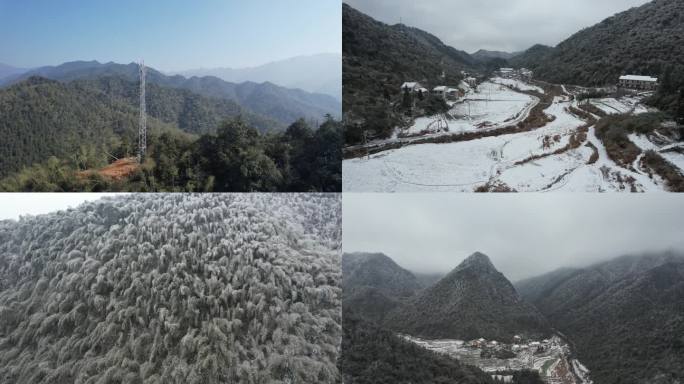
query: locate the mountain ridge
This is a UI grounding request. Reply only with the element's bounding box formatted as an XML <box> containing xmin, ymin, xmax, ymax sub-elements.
<box><xmin>341</xmin><ymin>252</ymin><xmax>423</xmax><ymax>323</ymax></box>
<box><xmin>1</xmin><ymin>60</ymin><xmax>341</xmax><ymax>126</ymax></box>
<box><xmin>516</xmin><ymin>252</ymin><xmax>684</xmax><ymax>383</ymax></box>
<box><xmin>173</xmin><ymin>53</ymin><xmax>342</xmax><ymax>101</ymax></box>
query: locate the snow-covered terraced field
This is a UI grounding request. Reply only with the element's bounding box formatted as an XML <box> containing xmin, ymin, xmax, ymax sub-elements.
<box><xmin>629</xmin><ymin>133</ymin><xmax>684</xmax><ymax>174</ymax></box>
<box><xmin>404</xmin><ymin>82</ymin><xmax>537</xmax><ymax>136</ymax></box>
<box><xmin>491</xmin><ymin>76</ymin><xmax>545</xmax><ymax>94</ymax></box>
<box><xmin>587</xmin><ymin>97</ymin><xmax>649</xmax><ymax>115</ymax></box>
<box><xmin>344</xmin><ymin>78</ymin><xmax>672</xmax><ymax>192</ymax></box>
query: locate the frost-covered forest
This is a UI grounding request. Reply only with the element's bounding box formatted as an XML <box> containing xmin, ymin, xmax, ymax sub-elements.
<box><xmin>0</xmin><ymin>193</ymin><xmax>342</xmax><ymax>383</ymax></box>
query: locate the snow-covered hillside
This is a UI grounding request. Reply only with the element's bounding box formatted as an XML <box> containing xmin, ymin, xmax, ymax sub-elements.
<box><xmin>344</xmin><ymin>78</ymin><xmax>682</xmax><ymax>192</ymax></box>
<box><xmin>0</xmin><ymin>194</ymin><xmax>342</xmax><ymax>384</ymax></box>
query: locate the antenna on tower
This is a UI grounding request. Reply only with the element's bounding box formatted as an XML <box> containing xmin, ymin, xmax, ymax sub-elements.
<box><xmin>138</xmin><ymin>60</ymin><xmax>147</xmax><ymax>163</ymax></box>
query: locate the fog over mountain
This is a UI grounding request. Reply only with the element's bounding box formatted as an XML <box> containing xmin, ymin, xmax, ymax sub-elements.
<box><xmin>343</xmin><ymin>194</ymin><xmax>684</xmax><ymax>281</ymax></box>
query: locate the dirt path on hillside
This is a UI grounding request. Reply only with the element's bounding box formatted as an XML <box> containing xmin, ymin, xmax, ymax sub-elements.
<box><xmin>78</xmin><ymin>157</ymin><xmax>140</xmax><ymax>181</ymax></box>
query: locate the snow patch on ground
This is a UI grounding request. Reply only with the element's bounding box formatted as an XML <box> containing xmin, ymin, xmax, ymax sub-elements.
<box><xmin>402</xmin><ymin>81</ymin><xmax>537</xmax><ymax>137</ymax></box>
<box><xmin>588</xmin><ymin>97</ymin><xmax>650</xmax><ymax>115</ymax></box>
<box><xmin>491</xmin><ymin>77</ymin><xmax>545</xmax><ymax>94</ymax></box>
<box><xmin>630</xmin><ymin>133</ymin><xmax>684</xmax><ymax>174</ymax></box>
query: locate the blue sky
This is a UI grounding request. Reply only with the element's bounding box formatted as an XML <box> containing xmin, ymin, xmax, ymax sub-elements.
<box><xmin>0</xmin><ymin>0</ymin><xmax>341</xmax><ymax>72</ymax></box>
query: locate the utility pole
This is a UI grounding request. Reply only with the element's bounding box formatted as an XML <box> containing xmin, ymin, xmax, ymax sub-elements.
<box><xmin>138</xmin><ymin>60</ymin><xmax>147</xmax><ymax>163</ymax></box>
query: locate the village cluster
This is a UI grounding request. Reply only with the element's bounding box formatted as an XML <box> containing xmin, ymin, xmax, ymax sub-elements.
<box><xmin>399</xmin><ymin>66</ymin><xmax>657</xmax><ymax>104</ymax></box>
<box><xmin>400</xmin><ymin>70</ymin><xmax>479</xmax><ymax>103</ymax></box>
<box><xmin>404</xmin><ymin>334</ymin><xmax>561</xmax><ymax>359</ymax></box>
<box><xmin>401</xmin><ymin>334</ymin><xmax>591</xmax><ymax>384</ymax></box>
<box><xmin>469</xmin><ymin>335</ymin><xmax>557</xmax><ymax>354</ymax></box>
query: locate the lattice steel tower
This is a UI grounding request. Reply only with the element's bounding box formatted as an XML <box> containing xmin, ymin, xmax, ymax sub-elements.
<box><xmin>138</xmin><ymin>60</ymin><xmax>147</xmax><ymax>163</ymax></box>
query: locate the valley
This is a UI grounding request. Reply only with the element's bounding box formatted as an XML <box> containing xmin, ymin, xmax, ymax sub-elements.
<box><xmin>341</xmin><ymin>250</ymin><xmax>684</xmax><ymax>384</ymax></box>
<box><xmin>403</xmin><ymin>334</ymin><xmax>592</xmax><ymax>384</ymax></box>
<box><xmin>342</xmin><ymin>0</ymin><xmax>684</xmax><ymax>193</ymax></box>
<box><xmin>344</xmin><ymin>75</ymin><xmax>683</xmax><ymax>192</ymax></box>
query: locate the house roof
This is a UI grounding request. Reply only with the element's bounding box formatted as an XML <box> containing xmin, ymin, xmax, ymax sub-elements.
<box><xmin>401</xmin><ymin>82</ymin><xmax>420</xmax><ymax>89</ymax></box>
<box><xmin>620</xmin><ymin>75</ymin><xmax>658</xmax><ymax>82</ymax></box>
<box><xmin>433</xmin><ymin>85</ymin><xmax>447</xmax><ymax>91</ymax></box>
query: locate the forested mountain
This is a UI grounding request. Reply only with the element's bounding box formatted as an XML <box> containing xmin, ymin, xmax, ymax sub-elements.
<box><xmin>0</xmin><ymin>76</ymin><xmax>274</xmax><ymax>179</ymax></box>
<box><xmin>175</xmin><ymin>53</ymin><xmax>342</xmax><ymax>101</ymax></box>
<box><xmin>341</xmin><ymin>252</ymin><xmax>423</xmax><ymax>323</ymax></box>
<box><xmin>471</xmin><ymin>50</ymin><xmax>521</xmax><ymax>61</ymax></box>
<box><xmin>514</xmin><ymin>267</ymin><xmax>582</xmax><ymax>305</ymax></box>
<box><xmin>343</xmin><ymin>3</ymin><xmax>477</xmax><ymax>141</ymax></box>
<box><xmin>507</xmin><ymin>45</ymin><xmax>554</xmax><ymax>71</ymax></box>
<box><xmin>0</xmin><ymin>194</ymin><xmax>342</xmax><ymax>384</ymax></box>
<box><xmin>341</xmin><ymin>312</ymin><xmax>495</xmax><ymax>384</ymax></box>
<box><xmin>385</xmin><ymin>252</ymin><xmax>551</xmax><ymax>341</ymax></box>
<box><xmin>0</xmin><ymin>77</ymin><xmax>176</xmax><ymax>179</ymax></box>
<box><xmin>0</xmin><ymin>68</ymin><xmax>342</xmax><ymax>192</ymax></box>
<box><xmin>1</xmin><ymin>60</ymin><xmax>341</xmax><ymax>126</ymax></box>
<box><xmin>510</xmin><ymin>0</ymin><xmax>684</xmax><ymax>113</ymax></box>
<box><xmin>0</xmin><ymin>114</ymin><xmax>342</xmax><ymax>193</ymax></box>
<box><xmin>76</xmin><ymin>76</ymin><xmax>280</xmax><ymax>134</ymax></box>
<box><xmin>342</xmin><ymin>252</ymin><xmax>422</xmax><ymax>299</ymax></box>
<box><xmin>516</xmin><ymin>252</ymin><xmax>684</xmax><ymax>384</ymax></box>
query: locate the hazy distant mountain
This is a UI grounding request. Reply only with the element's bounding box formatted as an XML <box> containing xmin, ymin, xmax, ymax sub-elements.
<box><xmin>385</xmin><ymin>252</ymin><xmax>551</xmax><ymax>341</ymax></box>
<box><xmin>1</xmin><ymin>60</ymin><xmax>341</xmax><ymax>126</ymax></box>
<box><xmin>471</xmin><ymin>49</ymin><xmax>521</xmax><ymax>61</ymax></box>
<box><xmin>0</xmin><ymin>63</ymin><xmax>29</xmax><ymax>81</ymax></box>
<box><xmin>516</xmin><ymin>252</ymin><xmax>684</xmax><ymax>384</ymax></box>
<box><xmin>175</xmin><ymin>53</ymin><xmax>342</xmax><ymax>101</ymax></box>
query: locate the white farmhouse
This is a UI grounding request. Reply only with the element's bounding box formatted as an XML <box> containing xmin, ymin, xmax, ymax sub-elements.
<box><xmin>465</xmin><ymin>77</ymin><xmax>478</xmax><ymax>87</ymax></box>
<box><xmin>619</xmin><ymin>75</ymin><xmax>658</xmax><ymax>90</ymax></box>
<box><xmin>433</xmin><ymin>85</ymin><xmax>448</xmax><ymax>97</ymax></box>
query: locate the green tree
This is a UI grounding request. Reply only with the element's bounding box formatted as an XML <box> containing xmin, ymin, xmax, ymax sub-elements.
<box><xmin>678</xmin><ymin>88</ymin><xmax>684</xmax><ymax>123</ymax></box>
<box><xmin>401</xmin><ymin>87</ymin><xmax>413</xmax><ymax>110</ymax></box>
<box><xmin>199</xmin><ymin>120</ymin><xmax>282</xmax><ymax>191</ymax></box>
